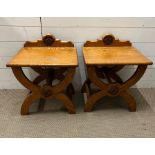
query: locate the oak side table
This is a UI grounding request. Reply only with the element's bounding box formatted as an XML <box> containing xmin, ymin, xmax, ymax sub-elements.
<box><xmin>7</xmin><ymin>34</ymin><xmax>78</xmax><ymax>115</ymax></box>
<box><xmin>82</xmin><ymin>34</ymin><xmax>153</xmax><ymax>112</ymax></box>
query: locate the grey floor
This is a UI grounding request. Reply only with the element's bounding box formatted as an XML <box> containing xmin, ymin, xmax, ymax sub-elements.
<box><xmin>0</xmin><ymin>88</ymin><xmax>155</xmax><ymax>138</ymax></box>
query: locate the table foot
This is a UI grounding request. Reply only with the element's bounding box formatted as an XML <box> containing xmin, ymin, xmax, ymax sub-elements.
<box><xmin>21</xmin><ymin>93</ymin><xmax>39</xmax><ymax>115</ymax></box>
<box><xmin>84</xmin><ymin>90</ymin><xmax>106</xmax><ymax>112</ymax></box>
<box><xmin>55</xmin><ymin>93</ymin><xmax>76</xmax><ymax>114</ymax></box>
<box><xmin>120</xmin><ymin>91</ymin><xmax>136</xmax><ymax>112</ymax></box>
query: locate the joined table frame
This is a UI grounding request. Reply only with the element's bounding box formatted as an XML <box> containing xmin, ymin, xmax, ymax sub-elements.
<box><xmin>7</xmin><ymin>34</ymin><xmax>77</xmax><ymax>115</ymax></box>
<box><xmin>82</xmin><ymin>34</ymin><xmax>152</xmax><ymax>112</ymax></box>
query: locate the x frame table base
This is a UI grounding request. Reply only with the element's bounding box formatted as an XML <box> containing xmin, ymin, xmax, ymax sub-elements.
<box><xmin>11</xmin><ymin>66</ymin><xmax>76</xmax><ymax>115</ymax></box>
<box><xmin>82</xmin><ymin>65</ymin><xmax>147</xmax><ymax>112</ymax></box>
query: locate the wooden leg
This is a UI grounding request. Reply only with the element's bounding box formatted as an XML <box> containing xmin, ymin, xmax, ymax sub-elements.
<box><xmin>84</xmin><ymin>66</ymin><xmax>108</xmax><ymax>112</ymax></box>
<box><xmin>84</xmin><ymin>65</ymin><xmax>147</xmax><ymax>112</ymax></box>
<box><xmin>109</xmin><ymin>72</ymin><xmax>123</xmax><ymax>83</ymax></box>
<box><xmin>33</xmin><ymin>67</ymin><xmax>76</xmax><ymax>114</ymax></box>
<box><xmin>95</xmin><ymin>65</ymin><xmax>123</xmax><ymax>82</ymax></box>
<box><xmin>11</xmin><ymin>66</ymin><xmax>76</xmax><ymax>115</ymax></box>
<box><xmin>32</xmin><ymin>68</ymin><xmax>53</xmax><ymax>111</ymax></box>
<box><xmin>31</xmin><ymin>76</ymin><xmax>46</xmax><ymax>112</ymax></box>
<box><xmin>120</xmin><ymin>91</ymin><xmax>136</xmax><ymax>112</ymax></box>
<box><xmin>48</xmin><ymin>67</ymin><xmax>76</xmax><ymax>114</ymax></box>
<box><xmin>100</xmin><ymin>65</ymin><xmax>124</xmax><ymax>83</ymax></box>
<box><xmin>12</xmin><ymin>67</ymin><xmax>40</xmax><ymax>115</ymax></box>
<box><xmin>84</xmin><ymin>90</ymin><xmax>106</xmax><ymax>112</ymax></box>
<box><xmin>12</xmin><ymin>67</ymin><xmax>39</xmax><ymax>91</ymax></box>
<box><xmin>120</xmin><ymin>65</ymin><xmax>147</xmax><ymax>111</ymax></box>
<box><xmin>33</xmin><ymin>74</ymin><xmax>46</xmax><ymax>85</ymax></box>
<box><xmin>122</xmin><ymin>65</ymin><xmax>147</xmax><ymax>90</ymax></box>
<box><xmin>55</xmin><ymin>93</ymin><xmax>76</xmax><ymax>114</ymax></box>
<box><xmin>21</xmin><ymin>93</ymin><xmax>40</xmax><ymax>115</ymax></box>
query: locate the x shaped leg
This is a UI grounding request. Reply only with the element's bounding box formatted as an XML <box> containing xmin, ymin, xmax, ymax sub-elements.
<box><xmin>11</xmin><ymin>66</ymin><xmax>76</xmax><ymax>115</ymax></box>
<box><xmin>32</xmin><ymin>67</ymin><xmax>75</xmax><ymax>96</ymax></box>
<box><xmin>84</xmin><ymin>65</ymin><xmax>147</xmax><ymax>112</ymax></box>
<box><xmin>81</xmin><ymin>65</ymin><xmax>124</xmax><ymax>93</ymax></box>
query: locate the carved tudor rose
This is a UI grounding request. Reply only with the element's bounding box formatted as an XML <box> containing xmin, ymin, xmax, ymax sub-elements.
<box><xmin>102</xmin><ymin>34</ymin><xmax>115</xmax><ymax>45</ymax></box>
<box><xmin>43</xmin><ymin>34</ymin><xmax>55</xmax><ymax>46</ymax></box>
<box><xmin>107</xmin><ymin>84</ymin><xmax>120</xmax><ymax>96</ymax></box>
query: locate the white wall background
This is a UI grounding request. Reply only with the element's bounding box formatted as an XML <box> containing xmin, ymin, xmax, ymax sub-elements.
<box><xmin>0</xmin><ymin>17</ymin><xmax>155</xmax><ymax>90</ymax></box>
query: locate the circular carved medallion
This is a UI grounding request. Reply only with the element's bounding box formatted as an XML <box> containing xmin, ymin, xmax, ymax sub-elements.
<box><xmin>43</xmin><ymin>34</ymin><xmax>55</xmax><ymax>46</ymax></box>
<box><xmin>102</xmin><ymin>34</ymin><xmax>115</xmax><ymax>45</ymax></box>
<box><xmin>108</xmin><ymin>84</ymin><xmax>120</xmax><ymax>96</ymax></box>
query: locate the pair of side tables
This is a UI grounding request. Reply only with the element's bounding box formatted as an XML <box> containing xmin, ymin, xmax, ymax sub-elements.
<box><xmin>6</xmin><ymin>34</ymin><xmax>153</xmax><ymax>115</ymax></box>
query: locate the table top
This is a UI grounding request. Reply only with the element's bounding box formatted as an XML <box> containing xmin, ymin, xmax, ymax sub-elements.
<box><xmin>7</xmin><ymin>47</ymin><xmax>78</xmax><ymax>67</ymax></box>
<box><xmin>83</xmin><ymin>47</ymin><xmax>153</xmax><ymax>65</ymax></box>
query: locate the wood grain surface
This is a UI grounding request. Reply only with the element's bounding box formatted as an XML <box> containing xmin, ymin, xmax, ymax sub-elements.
<box><xmin>7</xmin><ymin>47</ymin><xmax>78</xmax><ymax>67</ymax></box>
<box><xmin>83</xmin><ymin>47</ymin><xmax>153</xmax><ymax>65</ymax></box>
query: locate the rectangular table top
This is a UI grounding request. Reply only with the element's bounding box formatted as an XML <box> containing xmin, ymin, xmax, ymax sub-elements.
<box><xmin>7</xmin><ymin>47</ymin><xmax>78</xmax><ymax>67</ymax></box>
<box><xmin>83</xmin><ymin>47</ymin><xmax>153</xmax><ymax>65</ymax></box>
